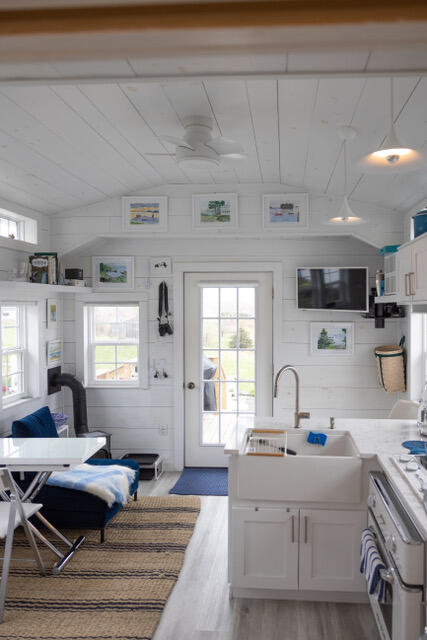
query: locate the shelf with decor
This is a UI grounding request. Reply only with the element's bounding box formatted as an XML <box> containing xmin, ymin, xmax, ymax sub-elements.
<box><xmin>0</xmin><ymin>281</ymin><xmax>92</xmax><ymax>294</ymax></box>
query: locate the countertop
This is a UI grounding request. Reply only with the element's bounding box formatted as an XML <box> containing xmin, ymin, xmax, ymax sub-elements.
<box><xmin>224</xmin><ymin>416</ymin><xmax>427</xmax><ymax>538</ymax></box>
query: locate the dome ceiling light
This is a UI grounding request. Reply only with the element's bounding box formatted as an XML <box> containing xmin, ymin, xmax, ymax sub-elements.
<box><xmin>358</xmin><ymin>78</ymin><xmax>424</xmax><ymax>173</ymax></box>
<box><xmin>326</xmin><ymin>126</ymin><xmax>365</xmax><ymax>225</ymax></box>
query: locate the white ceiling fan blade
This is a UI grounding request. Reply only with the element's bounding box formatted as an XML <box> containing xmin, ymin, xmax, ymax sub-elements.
<box><xmin>159</xmin><ymin>135</ymin><xmax>195</xmax><ymax>150</ymax></box>
<box><xmin>205</xmin><ymin>137</ymin><xmax>246</xmax><ymax>159</ymax></box>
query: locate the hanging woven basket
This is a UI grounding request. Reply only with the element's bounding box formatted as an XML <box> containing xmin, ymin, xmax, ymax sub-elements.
<box><xmin>375</xmin><ymin>345</ymin><xmax>406</xmax><ymax>393</ymax></box>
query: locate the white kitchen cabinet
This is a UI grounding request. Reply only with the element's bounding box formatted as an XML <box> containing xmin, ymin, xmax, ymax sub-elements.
<box><xmin>230</xmin><ymin>506</ymin><xmax>366</xmax><ymax>593</ymax></box>
<box><xmin>412</xmin><ymin>237</ymin><xmax>427</xmax><ymax>300</ymax></box>
<box><xmin>298</xmin><ymin>509</ymin><xmax>366</xmax><ymax>592</ymax></box>
<box><xmin>396</xmin><ymin>234</ymin><xmax>427</xmax><ymax>303</ymax></box>
<box><xmin>396</xmin><ymin>244</ymin><xmax>413</xmax><ymax>302</ymax></box>
<box><xmin>231</xmin><ymin>506</ymin><xmax>299</xmax><ymax>589</ymax></box>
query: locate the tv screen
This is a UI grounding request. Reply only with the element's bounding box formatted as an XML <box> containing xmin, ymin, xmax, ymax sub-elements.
<box><xmin>297</xmin><ymin>267</ymin><xmax>368</xmax><ymax>312</ymax></box>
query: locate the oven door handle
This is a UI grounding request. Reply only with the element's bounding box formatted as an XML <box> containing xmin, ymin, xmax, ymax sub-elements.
<box><xmin>379</xmin><ymin>567</ymin><xmax>395</xmax><ymax>584</ymax></box>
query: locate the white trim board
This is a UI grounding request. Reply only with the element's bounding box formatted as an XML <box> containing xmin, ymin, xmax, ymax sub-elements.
<box><xmin>173</xmin><ymin>260</ymin><xmax>283</xmax><ymax>471</ymax></box>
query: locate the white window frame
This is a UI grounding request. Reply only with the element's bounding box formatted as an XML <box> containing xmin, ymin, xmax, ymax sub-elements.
<box><xmin>76</xmin><ymin>292</ymin><xmax>149</xmax><ymax>389</ymax></box>
<box><xmin>0</xmin><ymin>301</ymin><xmax>40</xmax><ymax>408</ymax></box>
<box><xmin>0</xmin><ymin>207</ymin><xmax>37</xmax><ymax>245</ymax></box>
<box><xmin>1</xmin><ymin>304</ymin><xmax>26</xmax><ymax>404</ymax></box>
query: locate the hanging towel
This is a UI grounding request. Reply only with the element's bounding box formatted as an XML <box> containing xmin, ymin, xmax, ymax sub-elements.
<box><xmin>360</xmin><ymin>528</ymin><xmax>388</xmax><ymax>603</ymax></box>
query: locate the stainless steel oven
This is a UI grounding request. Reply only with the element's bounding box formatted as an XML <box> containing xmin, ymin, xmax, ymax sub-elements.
<box><xmin>368</xmin><ymin>472</ymin><xmax>425</xmax><ymax>640</ymax></box>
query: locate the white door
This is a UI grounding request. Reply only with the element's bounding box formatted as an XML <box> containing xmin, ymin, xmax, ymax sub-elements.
<box><xmin>299</xmin><ymin>509</ymin><xmax>366</xmax><ymax>592</ymax></box>
<box><xmin>231</xmin><ymin>506</ymin><xmax>299</xmax><ymax>590</ymax></box>
<box><xmin>412</xmin><ymin>236</ymin><xmax>427</xmax><ymax>301</ymax></box>
<box><xmin>396</xmin><ymin>245</ymin><xmax>413</xmax><ymax>301</ymax></box>
<box><xmin>184</xmin><ymin>272</ymin><xmax>273</xmax><ymax>467</ymax></box>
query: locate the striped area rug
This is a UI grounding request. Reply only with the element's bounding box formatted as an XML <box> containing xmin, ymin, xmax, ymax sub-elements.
<box><xmin>0</xmin><ymin>495</ymin><xmax>200</xmax><ymax>640</ymax></box>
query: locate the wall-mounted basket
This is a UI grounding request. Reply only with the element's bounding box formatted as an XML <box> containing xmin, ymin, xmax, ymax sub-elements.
<box><xmin>375</xmin><ymin>344</ymin><xmax>406</xmax><ymax>393</ymax></box>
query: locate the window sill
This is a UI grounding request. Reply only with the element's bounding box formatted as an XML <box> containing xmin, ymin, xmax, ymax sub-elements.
<box><xmin>2</xmin><ymin>395</ymin><xmax>39</xmax><ymax>411</ymax></box>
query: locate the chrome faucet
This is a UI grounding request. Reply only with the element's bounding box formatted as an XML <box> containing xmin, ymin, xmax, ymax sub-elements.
<box><xmin>273</xmin><ymin>365</ymin><xmax>310</xmax><ymax>428</ymax></box>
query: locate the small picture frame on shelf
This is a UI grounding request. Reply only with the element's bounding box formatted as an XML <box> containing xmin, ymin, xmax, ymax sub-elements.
<box><xmin>46</xmin><ymin>299</ymin><xmax>59</xmax><ymax>329</ymax></box>
<box><xmin>92</xmin><ymin>256</ymin><xmax>135</xmax><ymax>290</ymax></box>
<box><xmin>263</xmin><ymin>193</ymin><xmax>309</xmax><ymax>230</ymax></box>
<box><xmin>122</xmin><ymin>196</ymin><xmax>168</xmax><ymax>233</ymax></box>
<box><xmin>310</xmin><ymin>322</ymin><xmax>354</xmax><ymax>356</ymax></box>
<box><xmin>47</xmin><ymin>339</ymin><xmax>62</xmax><ymax>368</ymax></box>
<box><xmin>192</xmin><ymin>193</ymin><xmax>238</xmax><ymax>230</ymax></box>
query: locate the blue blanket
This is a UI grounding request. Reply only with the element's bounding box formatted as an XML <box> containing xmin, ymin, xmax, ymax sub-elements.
<box><xmin>47</xmin><ymin>463</ymin><xmax>136</xmax><ymax>507</ymax></box>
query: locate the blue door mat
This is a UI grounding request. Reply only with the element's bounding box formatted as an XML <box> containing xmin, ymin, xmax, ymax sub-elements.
<box><xmin>169</xmin><ymin>467</ymin><xmax>228</xmax><ymax>496</ymax></box>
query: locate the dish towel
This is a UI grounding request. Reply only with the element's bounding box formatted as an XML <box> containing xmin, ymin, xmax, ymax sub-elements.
<box><xmin>360</xmin><ymin>528</ymin><xmax>388</xmax><ymax>603</ymax></box>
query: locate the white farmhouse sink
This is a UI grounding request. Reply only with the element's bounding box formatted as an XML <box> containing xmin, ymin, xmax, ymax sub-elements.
<box><xmin>285</xmin><ymin>431</ymin><xmax>358</xmax><ymax>457</ymax></box>
<box><xmin>234</xmin><ymin>429</ymin><xmax>362</xmax><ymax>504</ymax></box>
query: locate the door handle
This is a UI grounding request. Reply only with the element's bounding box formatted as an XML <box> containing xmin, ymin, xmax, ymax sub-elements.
<box><xmin>291</xmin><ymin>515</ymin><xmax>295</xmax><ymax>544</ymax></box>
<box><xmin>304</xmin><ymin>516</ymin><xmax>308</xmax><ymax>544</ymax></box>
<box><xmin>405</xmin><ymin>273</ymin><xmax>410</xmax><ymax>297</ymax></box>
<box><xmin>409</xmin><ymin>272</ymin><xmax>415</xmax><ymax>296</ymax></box>
<box><xmin>187</xmin><ymin>382</ymin><xmax>196</xmax><ymax>389</ymax></box>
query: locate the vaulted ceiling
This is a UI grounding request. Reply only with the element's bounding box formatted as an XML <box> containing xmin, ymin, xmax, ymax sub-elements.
<box><xmin>0</xmin><ymin>72</ymin><xmax>426</xmax><ymax>216</ymax></box>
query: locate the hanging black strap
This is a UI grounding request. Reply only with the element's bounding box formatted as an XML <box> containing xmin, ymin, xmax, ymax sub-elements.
<box><xmin>158</xmin><ymin>281</ymin><xmax>173</xmax><ymax>336</ymax></box>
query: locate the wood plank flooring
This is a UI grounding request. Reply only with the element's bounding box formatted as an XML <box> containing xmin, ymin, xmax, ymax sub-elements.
<box><xmin>141</xmin><ymin>473</ymin><xmax>380</xmax><ymax>640</ymax></box>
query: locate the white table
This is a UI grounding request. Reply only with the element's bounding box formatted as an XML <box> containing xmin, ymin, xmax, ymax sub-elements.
<box><xmin>0</xmin><ymin>437</ymin><xmax>105</xmax><ymax>573</ymax></box>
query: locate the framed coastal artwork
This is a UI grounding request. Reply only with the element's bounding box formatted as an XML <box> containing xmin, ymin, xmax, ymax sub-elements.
<box><xmin>122</xmin><ymin>196</ymin><xmax>168</xmax><ymax>233</ymax></box>
<box><xmin>92</xmin><ymin>256</ymin><xmax>135</xmax><ymax>290</ymax></box>
<box><xmin>46</xmin><ymin>298</ymin><xmax>60</xmax><ymax>329</ymax></box>
<box><xmin>192</xmin><ymin>193</ymin><xmax>238</xmax><ymax>230</ymax></box>
<box><xmin>47</xmin><ymin>339</ymin><xmax>62</xmax><ymax>368</ymax></box>
<box><xmin>310</xmin><ymin>322</ymin><xmax>354</xmax><ymax>356</ymax></box>
<box><xmin>263</xmin><ymin>193</ymin><xmax>309</xmax><ymax>230</ymax></box>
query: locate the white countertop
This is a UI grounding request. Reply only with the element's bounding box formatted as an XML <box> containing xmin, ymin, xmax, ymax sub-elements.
<box><xmin>0</xmin><ymin>437</ymin><xmax>105</xmax><ymax>468</ymax></box>
<box><xmin>224</xmin><ymin>416</ymin><xmax>427</xmax><ymax>538</ymax></box>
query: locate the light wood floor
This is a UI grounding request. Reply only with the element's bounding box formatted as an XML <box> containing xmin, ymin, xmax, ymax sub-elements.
<box><xmin>141</xmin><ymin>473</ymin><xmax>381</xmax><ymax>640</ymax></box>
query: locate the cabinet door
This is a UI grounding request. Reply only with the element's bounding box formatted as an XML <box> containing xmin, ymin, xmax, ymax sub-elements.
<box><xmin>396</xmin><ymin>244</ymin><xmax>413</xmax><ymax>301</ymax></box>
<box><xmin>411</xmin><ymin>236</ymin><xmax>427</xmax><ymax>301</ymax></box>
<box><xmin>299</xmin><ymin>509</ymin><xmax>366</xmax><ymax>592</ymax></box>
<box><xmin>231</xmin><ymin>507</ymin><xmax>299</xmax><ymax>589</ymax></box>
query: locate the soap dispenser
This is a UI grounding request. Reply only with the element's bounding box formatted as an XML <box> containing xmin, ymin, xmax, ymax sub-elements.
<box><xmin>418</xmin><ymin>382</ymin><xmax>427</xmax><ymax>436</ymax></box>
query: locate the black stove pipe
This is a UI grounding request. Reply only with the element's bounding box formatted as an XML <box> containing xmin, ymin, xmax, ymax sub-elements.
<box><xmin>51</xmin><ymin>373</ymin><xmax>89</xmax><ymax>436</ymax></box>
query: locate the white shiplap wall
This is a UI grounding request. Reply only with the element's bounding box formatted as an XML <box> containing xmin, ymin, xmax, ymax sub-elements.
<box><xmin>54</xmin><ymin>184</ymin><xmax>403</xmax><ymax>467</ymax></box>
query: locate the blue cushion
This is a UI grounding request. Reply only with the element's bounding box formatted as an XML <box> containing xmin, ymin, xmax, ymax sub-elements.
<box><xmin>12</xmin><ymin>406</ymin><xmax>58</xmax><ymax>438</ymax></box>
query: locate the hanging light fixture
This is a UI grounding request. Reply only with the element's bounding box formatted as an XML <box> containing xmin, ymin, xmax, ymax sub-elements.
<box><xmin>358</xmin><ymin>78</ymin><xmax>424</xmax><ymax>173</ymax></box>
<box><xmin>326</xmin><ymin>127</ymin><xmax>365</xmax><ymax>225</ymax></box>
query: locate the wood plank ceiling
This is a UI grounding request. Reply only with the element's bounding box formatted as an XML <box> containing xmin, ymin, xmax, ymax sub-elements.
<box><xmin>0</xmin><ymin>68</ymin><xmax>426</xmax><ymax>215</ymax></box>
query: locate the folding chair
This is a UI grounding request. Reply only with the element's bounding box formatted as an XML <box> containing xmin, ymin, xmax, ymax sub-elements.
<box><xmin>0</xmin><ymin>469</ymin><xmax>45</xmax><ymax>622</ymax></box>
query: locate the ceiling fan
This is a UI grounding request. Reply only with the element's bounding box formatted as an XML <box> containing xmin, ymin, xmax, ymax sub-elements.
<box><xmin>146</xmin><ymin>116</ymin><xmax>246</xmax><ymax>169</ymax></box>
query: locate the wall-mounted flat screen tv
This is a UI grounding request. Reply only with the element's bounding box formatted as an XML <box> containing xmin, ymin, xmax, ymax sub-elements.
<box><xmin>297</xmin><ymin>267</ymin><xmax>369</xmax><ymax>312</ymax></box>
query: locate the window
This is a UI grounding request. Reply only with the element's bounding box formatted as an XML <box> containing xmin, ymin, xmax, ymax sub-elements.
<box><xmin>1</xmin><ymin>305</ymin><xmax>25</xmax><ymax>402</ymax></box>
<box><xmin>0</xmin><ymin>207</ymin><xmax>37</xmax><ymax>244</ymax></box>
<box><xmin>0</xmin><ymin>214</ymin><xmax>21</xmax><ymax>241</ymax></box>
<box><xmin>86</xmin><ymin>305</ymin><xmax>140</xmax><ymax>386</ymax></box>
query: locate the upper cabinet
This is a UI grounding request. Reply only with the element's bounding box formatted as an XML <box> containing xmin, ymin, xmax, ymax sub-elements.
<box><xmin>396</xmin><ymin>234</ymin><xmax>427</xmax><ymax>304</ymax></box>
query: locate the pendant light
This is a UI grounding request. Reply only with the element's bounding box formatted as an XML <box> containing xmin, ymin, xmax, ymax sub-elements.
<box><xmin>358</xmin><ymin>78</ymin><xmax>424</xmax><ymax>173</ymax></box>
<box><xmin>327</xmin><ymin>127</ymin><xmax>365</xmax><ymax>225</ymax></box>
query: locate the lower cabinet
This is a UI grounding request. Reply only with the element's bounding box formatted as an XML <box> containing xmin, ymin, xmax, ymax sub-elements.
<box><xmin>231</xmin><ymin>506</ymin><xmax>366</xmax><ymax>593</ymax></box>
<box><xmin>231</xmin><ymin>506</ymin><xmax>299</xmax><ymax>589</ymax></box>
<box><xmin>299</xmin><ymin>508</ymin><xmax>366</xmax><ymax>592</ymax></box>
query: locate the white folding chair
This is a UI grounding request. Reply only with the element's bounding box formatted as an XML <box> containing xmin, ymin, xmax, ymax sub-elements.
<box><xmin>388</xmin><ymin>400</ymin><xmax>420</xmax><ymax>420</ymax></box>
<box><xmin>0</xmin><ymin>470</ymin><xmax>45</xmax><ymax>622</ymax></box>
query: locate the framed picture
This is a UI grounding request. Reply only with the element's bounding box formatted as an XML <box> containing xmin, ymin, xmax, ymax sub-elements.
<box><xmin>310</xmin><ymin>322</ymin><xmax>354</xmax><ymax>356</ymax></box>
<box><xmin>46</xmin><ymin>299</ymin><xmax>60</xmax><ymax>329</ymax></box>
<box><xmin>150</xmin><ymin>257</ymin><xmax>172</xmax><ymax>276</ymax></box>
<box><xmin>47</xmin><ymin>339</ymin><xmax>62</xmax><ymax>368</ymax></box>
<box><xmin>192</xmin><ymin>193</ymin><xmax>238</xmax><ymax>230</ymax></box>
<box><xmin>92</xmin><ymin>256</ymin><xmax>135</xmax><ymax>290</ymax></box>
<box><xmin>263</xmin><ymin>193</ymin><xmax>309</xmax><ymax>229</ymax></box>
<box><xmin>122</xmin><ymin>196</ymin><xmax>168</xmax><ymax>233</ymax></box>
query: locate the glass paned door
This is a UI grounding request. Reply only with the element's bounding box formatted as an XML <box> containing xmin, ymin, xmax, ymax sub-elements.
<box><xmin>185</xmin><ymin>272</ymin><xmax>273</xmax><ymax>467</ymax></box>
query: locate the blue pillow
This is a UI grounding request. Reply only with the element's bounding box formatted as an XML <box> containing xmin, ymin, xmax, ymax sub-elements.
<box><xmin>12</xmin><ymin>406</ymin><xmax>59</xmax><ymax>438</ymax></box>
